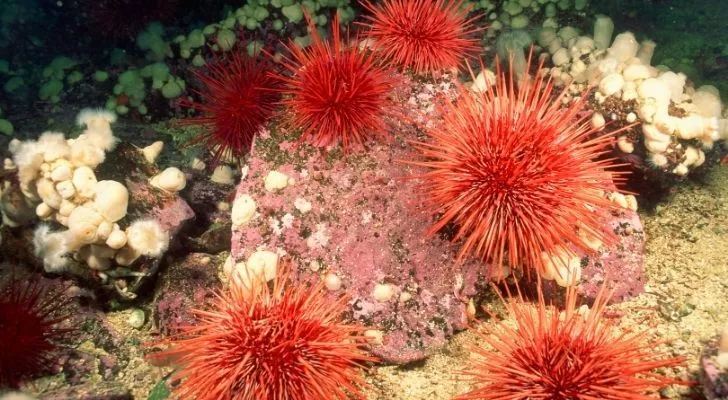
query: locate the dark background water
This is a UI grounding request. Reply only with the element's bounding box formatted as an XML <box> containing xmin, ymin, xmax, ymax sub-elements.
<box><xmin>2</xmin><ymin>0</ymin><xmax>725</xmax><ymax>77</ymax></box>
<box><xmin>1</xmin><ymin>0</ymin><xmax>727</xmax><ymax>131</ymax></box>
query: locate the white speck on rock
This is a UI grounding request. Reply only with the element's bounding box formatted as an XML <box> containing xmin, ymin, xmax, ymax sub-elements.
<box><xmin>294</xmin><ymin>197</ymin><xmax>312</xmax><ymax>214</ymax></box>
<box><xmin>268</xmin><ymin>217</ymin><xmax>282</xmax><ymax>236</ymax></box>
<box><xmin>306</xmin><ymin>223</ymin><xmax>330</xmax><ymax>249</ymax></box>
<box><xmin>281</xmin><ymin>213</ymin><xmax>294</xmax><ymax>229</ymax></box>
<box><xmin>361</xmin><ymin>210</ymin><xmax>373</xmax><ymax>224</ymax></box>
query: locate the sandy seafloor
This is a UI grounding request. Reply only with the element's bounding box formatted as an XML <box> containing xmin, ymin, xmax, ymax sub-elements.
<box><xmin>67</xmin><ymin>164</ymin><xmax>727</xmax><ymax>400</ymax></box>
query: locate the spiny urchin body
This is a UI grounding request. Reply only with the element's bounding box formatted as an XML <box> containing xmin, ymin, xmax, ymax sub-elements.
<box><xmin>275</xmin><ymin>13</ymin><xmax>399</xmax><ymax>153</ymax></box>
<box><xmin>0</xmin><ymin>275</ymin><xmax>72</xmax><ymax>388</ymax></box>
<box><xmin>152</xmin><ymin>264</ymin><xmax>374</xmax><ymax>400</ymax></box>
<box><xmin>359</xmin><ymin>0</ymin><xmax>483</xmax><ymax>75</ymax></box>
<box><xmin>181</xmin><ymin>50</ymin><xmax>280</xmax><ymax>163</ymax></box>
<box><xmin>409</xmin><ymin>58</ymin><xmax>626</xmax><ymax>276</ymax></box>
<box><xmin>457</xmin><ymin>285</ymin><xmax>686</xmax><ymax>399</ymax></box>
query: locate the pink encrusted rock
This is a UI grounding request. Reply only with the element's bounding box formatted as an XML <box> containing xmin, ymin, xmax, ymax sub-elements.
<box><xmin>231</xmin><ymin>141</ymin><xmax>486</xmax><ymax>363</ymax></box>
<box><xmin>124</xmin><ymin>179</ymin><xmax>194</xmax><ymax>236</ymax></box>
<box><xmin>153</xmin><ymin>252</ymin><xmax>223</xmax><ymax>336</ymax></box>
<box><xmin>229</xmin><ymin>73</ymin><xmax>649</xmax><ymax>363</ymax></box>
<box><xmin>700</xmin><ymin>336</ymin><xmax>728</xmax><ymax>399</ymax></box>
<box><xmin>577</xmin><ymin>208</ymin><xmax>646</xmax><ymax>303</ymax></box>
<box><xmin>230</xmin><ymin>76</ymin><xmax>488</xmax><ymax>364</ymax></box>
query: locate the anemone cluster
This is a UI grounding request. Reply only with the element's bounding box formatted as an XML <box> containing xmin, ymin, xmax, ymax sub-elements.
<box><xmin>5</xmin><ymin>109</ymin><xmax>171</xmax><ymax>274</ymax></box>
<box><xmin>535</xmin><ymin>16</ymin><xmax>728</xmax><ymax>178</ymax></box>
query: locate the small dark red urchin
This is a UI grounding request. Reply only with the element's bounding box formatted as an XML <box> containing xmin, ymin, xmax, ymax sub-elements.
<box><xmin>358</xmin><ymin>0</ymin><xmax>483</xmax><ymax>76</ymax></box>
<box><xmin>180</xmin><ymin>50</ymin><xmax>280</xmax><ymax>163</ymax></box>
<box><xmin>0</xmin><ymin>275</ymin><xmax>72</xmax><ymax>388</ymax></box>
<box><xmin>407</xmin><ymin>57</ymin><xmax>627</xmax><ymax>277</ymax></box>
<box><xmin>150</xmin><ymin>262</ymin><xmax>375</xmax><ymax>400</ymax></box>
<box><xmin>456</xmin><ymin>284</ymin><xmax>687</xmax><ymax>399</ymax></box>
<box><xmin>274</xmin><ymin>13</ymin><xmax>399</xmax><ymax>153</ymax></box>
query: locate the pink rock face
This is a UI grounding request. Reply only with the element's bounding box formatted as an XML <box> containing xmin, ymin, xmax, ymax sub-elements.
<box><xmin>125</xmin><ymin>179</ymin><xmax>195</xmax><ymax>235</ymax></box>
<box><xmin>231</xmin><ymin>143</ymin><xmax>486</xmax><ymax>363</ymax></box>
<box><xmin>231</xmin><ymin>76</ymin><xmax>488</xmax><ymax>364</ymax></box>
<box><xmin>153</xmin><ymin>253</ymin><xmax>222</xmax><ymax>336</ymax></box>
<box><xmin>700</xmin><ymin>336</ymin><xmax>728</xmax><ymax>400</ymax></box>
<box><xmin>229</xmin><ymin>74</ymin><xmax>648</xmax><ymax>363</ymax></box>
<box><xmin>578</xmin><ymin>208</ymin><xmax>646</xmax><ymax>303</ymax></box>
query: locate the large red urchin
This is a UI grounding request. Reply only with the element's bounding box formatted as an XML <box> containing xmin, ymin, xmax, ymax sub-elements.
<box><xmin>0</xmin><ymin>275</ymin><xmax>72</xmax><ymax>388</ymax></box>
<box><xmin>457</xmin><ymin>284</ymin><xmax>687</xmax><ymax>399</ymax></box>
<box><xmin>152</xmin><ymin>263</ymin><xmax>374</xmax><ymax>400</ymax></box>
<box><xmin>358</xmin><ymin>0</ymin><xmax>483</xmax><ymax>75</ymax></box>
<box><xmin>408</xmin><ymin>58</ymin><xmax>626</xmax><ymax>276</ymax></box>
<box><xmin>181</xmin><ymin>50</ymin><xmax>280</xmax><ymax>162</ymax></box>
<box><xmin>274</xmin><ymin>13</ymin><xmax>399</xmax><ymax>153</ymax></box>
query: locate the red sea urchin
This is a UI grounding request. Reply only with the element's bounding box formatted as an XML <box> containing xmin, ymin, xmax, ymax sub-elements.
<box><xmin>181</xmin><ymin>50</ymin><xmax>280</xmax><ymax>162</ymax></box>
<box><xmin>274</xmin><ymin>13</ymin><xmax>399</xmax><ymax>153</ymax></box>
<box><xmin>408</xmin><ymin>58</ymin><xmax>625</xmax><ymax>276</ymax></box>
<box><xmin>359</xmin><ymin>0</ymin><xmax>483</xmax><ymax>75</ymax></box>
<box><xmin>457</xmin><ymin>284</ymin><xmax>686</xmax><ymax>399</ymax></box>
<box><xmin>0</xmin><ymin>275</ymin><xmax>71</xmax><ymax>388</ymax></box>
<box><xmin>152</xmin><ymin>263</ymin><xmax>374</xmax><ymax>400</ymax></box>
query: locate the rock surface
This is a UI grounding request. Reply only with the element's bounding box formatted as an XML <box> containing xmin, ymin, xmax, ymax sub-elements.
<box><xmin>701</xmin><ymin>335</ymin><xmax>728</xmax><ymax>400</ymax></box>
<box><xmin>228</xmin><ymin>77</ymin><xmax>490</xmax><ymax>364</ymax></box>
<box><xmin>578</xmin><ymin>208</ymin><xmax>646</xmax><ymax>303</ymax></box>
<box><xmin>153</xmin><ymin>252</ymin><xmax>223</xmax><ymax>335</ymax></box>
<box><xmin>228</xmin><ymin>75</ymin><xmax>650</xmax><ymax>363</ymax></box>
<box><xmin>179</xmin><ymin>176</ymin><xmax>236</xmax><ymax>254</ymax></box>
<box><xmin>230</xmin><ymin>135</ymin><xmax>488</xmax><ymax>363</ymax></box>
<box><xmin>42</xmin><ymin>382</ymin><xmax>133</xmax><ymax>400</ymax></box>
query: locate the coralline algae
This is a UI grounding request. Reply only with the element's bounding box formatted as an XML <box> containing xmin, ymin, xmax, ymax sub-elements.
<box><xmin>229</xmin><ymin>75</ymin><xmax>649</xmax><ymax>363</ymax></box>
<box><xmin>578</xmin><ymin>207</ymin><xmax>646</xmax><ymax>303</ymax></box>
<box><xmin>230</xmin><ymin>134</ymin><xmax>487</xmax><ymax>363</ymax></box>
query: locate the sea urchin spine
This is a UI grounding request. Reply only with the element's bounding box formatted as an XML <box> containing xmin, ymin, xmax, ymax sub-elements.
<box><xmin>0</xmin><ymin>275</ymin><xmax>72</xmax><ymax>388</ymax></box>
<box><xmin>359</xmin><ymin>0</ymin><xmax>483</xmax><ymax>75</ymax></box>
<box><xmin>151</xmin><ymin>262</ymin><xmax>374</xmax><ymax>400</ymax></box>
<box><xmin>181</xmin><ymin>49</ymin><xmax>280</xmax><ymax>163</ymax></box>
<box><xmin>408</xmin><ymin>56</ymin><xmax>627</xmax><ymax>276</ymax></box>
<box><xmin>457</xmin><ymin>284</ymin><xmax>687</xmax><ymax>399</ymax></box>
<box><xmin>274</xmin><ymin>13</ymin><xmax>399</xmax><ymax>153</ymax></box>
